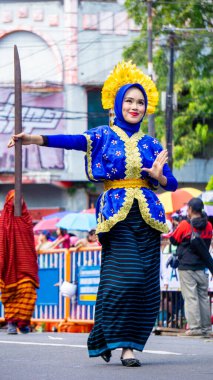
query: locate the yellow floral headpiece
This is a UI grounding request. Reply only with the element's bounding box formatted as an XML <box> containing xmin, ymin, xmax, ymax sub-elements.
<box><xmin>102</xmin><ymin>60</ymin><xmax>158</xmax><ymax>114</ymax></box>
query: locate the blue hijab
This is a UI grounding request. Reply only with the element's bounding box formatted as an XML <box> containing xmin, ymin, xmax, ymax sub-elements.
<box><xmin>113</xmin><ymin>83</ymin><xmax>148</xmax><ymax>137</ymax></box>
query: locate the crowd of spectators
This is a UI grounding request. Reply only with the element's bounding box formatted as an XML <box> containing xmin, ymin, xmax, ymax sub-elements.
<box><xmin>35</xmin><ymin>227</ymin><xmax>100</xmax><ymax>251</ymax></box>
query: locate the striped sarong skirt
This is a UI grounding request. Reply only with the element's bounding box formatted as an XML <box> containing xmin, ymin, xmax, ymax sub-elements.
<box><xmin>1</xmin><ymin>281</ymin><xmax>37</xmax><ymax>328</ymax></box>
<box><xmin>88</xmin><ymin>199</ymin><xmax>161</xmax><ymax>357</ymax></box>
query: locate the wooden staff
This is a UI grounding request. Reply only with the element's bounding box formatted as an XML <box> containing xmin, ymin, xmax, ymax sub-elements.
<box><xmin>14</xmin><ymin>45</ymin><xmax>22</xmax><ymax>216</ymax></box>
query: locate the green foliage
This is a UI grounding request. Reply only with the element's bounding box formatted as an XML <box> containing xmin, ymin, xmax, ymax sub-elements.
<box><xmin>173</xmin><ymin>123</ymin><xmax>209</xmax><ymax>169</ymax></box>
<box><xmin>67</xmin><ymin>182</ymin><xmax>97</xmax><ymax>197</ymax></box>
<box><xmin>206</xmin><ymin>176</ymin><xmax>213</xmax><ymax>191</ymax></box>
<box><xmin>124</xmin><ymin>0</ymin><xmax>213</xmax><ymax>168</ymax></box>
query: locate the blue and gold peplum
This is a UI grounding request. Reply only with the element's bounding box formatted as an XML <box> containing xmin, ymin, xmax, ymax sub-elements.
<box><xmin>83</xmin><ymin>125</ymin><xmax>176</xmax><ymax>234</ymax></box>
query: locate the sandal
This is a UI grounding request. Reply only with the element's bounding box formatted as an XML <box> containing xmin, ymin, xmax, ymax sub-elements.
<box><xmin>120</xmin><ymin>357</ymin><xmax>142</xmax><ymax>367</ymax></box>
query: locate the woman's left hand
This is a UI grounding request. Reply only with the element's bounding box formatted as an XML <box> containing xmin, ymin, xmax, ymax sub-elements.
<box><xmin>143</xmin><ymin>149</ymin><xmax>168</xmax><ymax>185</ymax></box>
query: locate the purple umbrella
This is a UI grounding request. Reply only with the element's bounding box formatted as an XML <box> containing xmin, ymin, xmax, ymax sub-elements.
<box><xmin>42</xmin><ymin>211</ymin><xmax>71</xmax><ymax>220</ymax></box>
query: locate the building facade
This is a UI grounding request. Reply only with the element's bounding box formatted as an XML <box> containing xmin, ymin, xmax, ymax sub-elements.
<box><xmin>0</xmin><ymin>0</ymin><xmax>142</xmax><ymax>211</ymax></box>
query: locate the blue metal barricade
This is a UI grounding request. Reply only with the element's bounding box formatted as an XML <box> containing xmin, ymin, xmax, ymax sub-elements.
<box><xmin>69</xmin><ymin>247</ymin><xmax>101</xmax><ymax>321</ymax></box>
<box><xmin>34</xmin><ymin>249</ymin><xmax>66</xmax><ymax>320</ymax></box>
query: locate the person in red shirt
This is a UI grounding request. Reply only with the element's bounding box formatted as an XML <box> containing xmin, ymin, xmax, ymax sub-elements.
<box><xmin>170</xmin><ymin>198</ymin><xmax>213</xmax><ymax>337</ymax></box>
<box><xmin>50</xmin><ymin>228</ymin><xmax>70</xmax><ymax>249</ymax></box>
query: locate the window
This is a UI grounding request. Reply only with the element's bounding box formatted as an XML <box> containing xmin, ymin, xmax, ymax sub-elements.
<box><xmin>87</xmin><ymin>88</ymin><xmax>109</xmax><ymax>130</ymax></box>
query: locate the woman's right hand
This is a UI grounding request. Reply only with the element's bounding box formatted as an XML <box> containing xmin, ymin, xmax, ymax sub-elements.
<box><xmin>7</xmin><ymin>133</ymin><xmax>44</xmax><ymax>147</ymax></box>
<box><xmin>7</xmin><ymin>132</ymin><xmax>32</xmax><ymax>148</ymax></box>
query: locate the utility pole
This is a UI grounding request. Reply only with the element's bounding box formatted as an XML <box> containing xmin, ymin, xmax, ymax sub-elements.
<box><xmin>147</xmin><ymin>0</ymin><xmax>155</xmax><ymax>137</ymax></box>
<box><xmin>165</xmin><ymin>30</ymin><xmax>175</xmax><ymax>170</ymax></box>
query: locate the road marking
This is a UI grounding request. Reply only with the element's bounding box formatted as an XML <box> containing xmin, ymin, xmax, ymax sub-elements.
<box><xmin>0</xmin><ymin>340</ymin><xmax>187</xmax><ymax>355</ymax></box>
<box><xmin>0</xmin><ymin>340</ymin><xmax>86</xmax><ymax>348</ymax></box>
<box><xmin>144</xmin><ymin>350</ymin><xmax>182</xmax><ymax>355</ymax></box>
<box><xmin>48</xmin><ymin>335</ymin><xmax>63</xmax><ymax>340</ymax></box>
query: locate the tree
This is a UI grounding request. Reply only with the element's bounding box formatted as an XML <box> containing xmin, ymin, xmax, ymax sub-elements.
<box><xmin>124</xmin><ymin>0</ymin><xmax>213</xmax><ymax>168</ymax></box>
<box><xmin>206</xmin><ymin>176</ymin><xmax>213</xmax><ymax>191</ymax></box>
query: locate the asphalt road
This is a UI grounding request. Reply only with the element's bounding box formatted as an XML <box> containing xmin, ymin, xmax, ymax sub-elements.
<box><xmin>0</xmin><ymin>331</ymin><xmax>212</xmax><ymax>380</ymax></box>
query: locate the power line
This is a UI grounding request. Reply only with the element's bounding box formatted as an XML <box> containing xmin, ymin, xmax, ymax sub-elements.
<box><xmin>35</xmin><ymin>35</ymin><xmax>212</xmax><ymax>82</ymax></box>
<box><xmin>0</xmin><ymin>14</ymin><xmax>210</xmax><ymax>58</ymax></box>
<box><xmin>0</xmin><ymin>38</ymin><xmax>143</xmax><ymax>48</ymax></box>
<box><xmin>0</xmin><ymin>22</ymin><xmax>211</xmax><ymax>73</ymax></box>
<box><xmin>0</xmin><ymin>11</ymin><xmax>118</xmax><ymax>70</ymax></box>
<box><xmin>25</xmin><ymin>40</ymin><xmax>133</xmax><ymax>84</ymax></box>
<box><xmin>4</xmin><ymin>26</ymin><xmax>209</xmax><ymax>49</ymax></box>
<box><xmin>0</xmin><ymin>101</ymin><xmax>88</xmax><ymax>114</ymax></box>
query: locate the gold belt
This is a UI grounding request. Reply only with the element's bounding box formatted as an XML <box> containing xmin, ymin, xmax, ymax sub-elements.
<box><xmin>104</xmin><ymin>178</ymin><xmax>150</xmax><ymax>191</ymax></box>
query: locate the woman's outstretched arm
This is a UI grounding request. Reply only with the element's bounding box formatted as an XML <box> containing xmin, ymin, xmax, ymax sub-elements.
<box><xmin>8</xmin><ymin>133</ymin><xmax>87</xmax><ymax>152</ymax></box>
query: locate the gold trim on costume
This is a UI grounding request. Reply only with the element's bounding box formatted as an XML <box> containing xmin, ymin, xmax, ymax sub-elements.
<box><xmin>135</xmin><ymin>191</ymin><xmax>169</xmax><ymax>233</ymax></box>
<box><xmin>111</xmin><ymin>125</ymin><xmax>144</xmax><ymax>179</ymax></box>
<box><xmin>104</xmin><ymin>178</ymin><xmax>150</xmax><ymax>191</ymax></box>
<box><xmin>84</xmin><ymin>133</ymin><xmax>98</xmax><ymax>182</ymax></box>
<box><xmin>96</xmin><ymin>188</ymin><xmax>135</xmax><ymax>234</ymax></box>
<box><xmin>96</xmin><ymin>188</ymin><xmax>169</xmax><ymax>234</ymax></box>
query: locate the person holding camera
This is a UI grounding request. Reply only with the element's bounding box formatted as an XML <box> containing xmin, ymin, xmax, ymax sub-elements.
<box><xmin>169</xmin><ymin>198</ymin><xmax>213</xmax><ymax>337</ymax></box>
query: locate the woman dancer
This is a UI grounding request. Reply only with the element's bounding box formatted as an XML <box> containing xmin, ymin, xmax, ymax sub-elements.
<box><xmin>8</xmin><ymin>61</ymin><xmax>177</xmax><ymax>365</ymax></box>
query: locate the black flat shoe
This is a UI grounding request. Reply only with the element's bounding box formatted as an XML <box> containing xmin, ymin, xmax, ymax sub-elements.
<box><xmin>121</xmin><ymin>358</ymin><xmax>142</xmax><ymax>367</ymax></box>
<box><xmin>101</xmin><ymin>350</ymin><xmax>111</xmax><ymax>363</ymax></box>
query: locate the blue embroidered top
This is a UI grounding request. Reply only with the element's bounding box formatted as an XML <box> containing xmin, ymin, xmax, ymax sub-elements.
<box><xmin>43</xmin><ymin>83</ymin><xmax>177</xmax><ymax>234</ymax></box>
<box><xmin>43</xmin><ymin>125</ymin><xmax>178</xmax><ymax>234</ymax></box>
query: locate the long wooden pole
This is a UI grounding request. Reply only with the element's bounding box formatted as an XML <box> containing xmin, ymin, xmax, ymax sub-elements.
<box><xmin>14</xmin><ymin>45</ymin><xmax>22</xmax><ymax>216</ymax></box>
<box><xmin>165</xmin><ymin>33</ymin><xmax>174</xmax><ymax>171</ymax></box>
